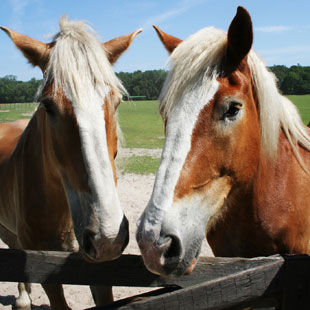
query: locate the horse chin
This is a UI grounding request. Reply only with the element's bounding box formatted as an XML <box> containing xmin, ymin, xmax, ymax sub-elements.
<box><xmin>81</xmin><ymin>251</ymin><xmax>104</xmax><ymax>263</ymax></box>
<box><xmin>184</xmin><ymin>257</ymin><xmax>198</xmax><ymax>275</ymax></box>
<box><xmin>80</xmin><ymin>249</ymin><xmax>122</xmax><ymax>263</ymax></box>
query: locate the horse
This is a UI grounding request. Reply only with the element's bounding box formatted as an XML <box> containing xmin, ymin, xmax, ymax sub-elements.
<box><xmin>136</xmin><ymin>6</ymin><xmax>310</xmax><ymax>278</ymax></box>
<box><xmin>0</xmin><ymin>17</ymin><xmax>141</xmax><ymax>309</ymax></box>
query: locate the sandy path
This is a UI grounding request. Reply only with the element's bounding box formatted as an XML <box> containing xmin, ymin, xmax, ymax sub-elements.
<box><xmin>0</xmin><ymin>149</ymin><xmax>213</xmax><ymax>309</ymax></box>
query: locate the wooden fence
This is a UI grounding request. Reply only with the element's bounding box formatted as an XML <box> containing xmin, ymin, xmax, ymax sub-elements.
<box><xmin>0</xmin><ymin>102</ymin><xmax>37</xmax><ymax>110</ymax></box>
<box><xmin>0</xmin><ymin>248</ymin><xmax>309</xmax><ymax>309</ymax></box>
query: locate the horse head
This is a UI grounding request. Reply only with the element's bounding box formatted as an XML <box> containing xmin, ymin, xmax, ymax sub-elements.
<box><xmin>1</xmin><ymin>17</ymin><xmax>142</xmax><ymax>262</ymax></box>
<box><xmin>137</xmin><ymin>7</ymin><xmax>270</xmax><ymax>276</ymax></box>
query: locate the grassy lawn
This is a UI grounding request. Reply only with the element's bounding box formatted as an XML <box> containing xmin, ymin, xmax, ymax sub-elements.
<box><xmin>1</xmin><ymin>96</ymin><xmax>310</xmax><ymax>174</ymax></box>
<box><xmin>118</xmin><ymin>100</ymin><xmax>164</xmax><ymax>149</ymax></box>
<box><xmin>118</xmin><ymin>155</ymin><xmax>161</xmax><ymax>175</ymax></box>
<box><xmin>117</xmin><ymin>96</ymin><xmax>310</xmax><ymax>151</ymax></box>
<box><xmin>0</xmin><ymin>102</ymin><xmax>38</xmax><ymax>122</ymax></box>
<box><xmin>287</xmin><ymin>95</ymin><xmax>310</xmax><ymax>124</ymax></box>
<box><xmin>2</xmin><ymin>96</ymin><xmax>310</xmax><ymax>132</ymax></box>
<box><xmin>117</xmin><ymin>100</ymin><xmax>163</xmax><ymax>174</ymax></box>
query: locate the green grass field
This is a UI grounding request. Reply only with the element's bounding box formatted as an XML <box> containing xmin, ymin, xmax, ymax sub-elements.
<box><xmin>118</xmin><ymin>155</ymin><xmax>161</xmax><ymax>175</ymax></box>
<box><xmin>117</xmin><ymin>95</ymin><xmax>310</xmax><ymax>150</ymax></box>
<box><xmin>0</xmin><ymin>102</ymin><xmax>38</xmax><ymax>123</ymax></box>
<box><xmin>1</xmin><ymin>96</ymin><xmax>310</xmax><ymax>174</ymax></box>
<box><xmin>117</xmin><ymin>100</ymin><xmax>164</xmax><ymax>173</ymax></box>
<box><xmin>118</xmin><ymin>100</ymin><xmax>164</xmax><ymax>149</ymax></box>
<box><xmin>287</xmin><ymin>95</ymin><xmax>310</xmax><ymax>124</ymax></box>
<box><xmin>1</xmin><ymin>96</ymin><xmax>310</xmax><ymax>132</ymax></box>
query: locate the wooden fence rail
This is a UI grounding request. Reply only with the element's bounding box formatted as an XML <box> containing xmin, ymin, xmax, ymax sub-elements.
<box><xmin>0</xmin><ymin>249</ymin><xmax>309</xmax><ymax>309</ymax></box>
<box><xmin>0</xmin><ymin>102</ymin><xmax>37</xmax><ymax>110</ymax></box>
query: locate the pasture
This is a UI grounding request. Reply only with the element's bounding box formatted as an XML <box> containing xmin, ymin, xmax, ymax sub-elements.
<box><xmin>1</xmin><ymin>96</ymin><xmax>309</xmax><ymax>140</ymax></box>
<box><xmin>0</xmin><ymin>96</ymin><xmax>310</xmax><ymax>174</ymax></box>
<box><xmin>117</xmin><ymin>100</ymin><xmax>164</xmax><ymax>149</ymax></box>
<box><xmin>287</xmin><ymin>95</ymin><xmax>310</xmax><ymax>124</ymax></box>
<box><xmin>0</xmin><ymin>100</ymin><xmax>166</xmax><ymax>175</ymax></box>
<box><xmin>0</xmin><ymin>102</ymin><xmax>38</xmax><ymax>122</ymax></box>
<box><xmin>1</xmin><ymin>96</ymin><xmax>310</xmax><ymax>129</ymax></box>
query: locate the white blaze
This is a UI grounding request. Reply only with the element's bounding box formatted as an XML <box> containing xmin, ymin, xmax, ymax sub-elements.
<box><xmin>73</xmin><ymin>96</ymin><xmax>123</xmax><ymax>240</ymax></box>
<box><xmin>140</xmin><ymin>76</ymin><xmax>219</xmax><ymax>237</ymax></box>
<box><xmin>40</xmin><ymin>16</ymin><xmax>126</xmax><ymax>240</ymax></box>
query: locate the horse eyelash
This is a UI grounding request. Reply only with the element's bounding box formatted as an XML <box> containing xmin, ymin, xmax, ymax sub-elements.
<box><xmin>222</xmin><ymin>101</ymin><xmax>243</xmax><ymax>120</ymax></box>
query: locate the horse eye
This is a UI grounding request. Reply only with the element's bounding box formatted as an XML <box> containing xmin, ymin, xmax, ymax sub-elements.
<box><xmin>41</xmin><ymin>98</ymin><xmax>55</xmax><ymax>115</ymax></box>
<box><xmin>222</xmin><ymin>102</ymin><xmax>242</xmax><ymax>120</ymax></box>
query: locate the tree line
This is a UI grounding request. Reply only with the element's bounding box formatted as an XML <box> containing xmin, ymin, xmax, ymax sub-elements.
<box><xmin>116</xmin><ymin>70</ymin><xmax>167</xmax><ymax>100</ymax></box>
<box><xmin>0</xmin><ymin>66</ymin><xmax>310</xmax><ymax>103</ymax></box>
<box><xmin>269</xmin><ymin>65</ymin><xmax>310</xmax><ymax>95</ymax></box>
<box><xmin>0</xmin><ymin>75</ymin><xmax>41</xmax><ymax>103</ymax></box>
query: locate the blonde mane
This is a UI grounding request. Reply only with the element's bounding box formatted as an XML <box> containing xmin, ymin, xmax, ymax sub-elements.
<box><xmin>160</xmin><ymin>26</ymin><xmax>310</xmax><ymax>159</ymax></box>
<box><xmin>38</xmin><ymin>15</ymin><xmax>126</xmax><ymax>108</ymax></box>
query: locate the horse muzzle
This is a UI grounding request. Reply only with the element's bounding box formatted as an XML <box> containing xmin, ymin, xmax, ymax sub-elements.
<box><xmin>82</xmin><ymin>215</ymin><xmax>129</xmax><ymax>262</ymax></box>
<box><xmin>137</xmin><ymin>228</ymin><xmax>192</xmax><ymax>277</ymax></box>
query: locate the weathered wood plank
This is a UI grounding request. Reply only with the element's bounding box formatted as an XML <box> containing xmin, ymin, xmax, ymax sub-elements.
<box><xmin>87</xmin><ymin>288</ymin><xmax>180</xmax><ymax>310</ymax></box>
<box><xmin>0</xmin><ymin>249</ymin><xmax>284</xmax><ymax>289</ymax></box>
<box><xmin>86</xmin><ymin>259</ymin><xmax>284</xmax><ymax>310</ymax></box>
<box><xmin>2</xmin><ymin>249</ymin><xmax>310</xmax><ymax>310</ymax></box>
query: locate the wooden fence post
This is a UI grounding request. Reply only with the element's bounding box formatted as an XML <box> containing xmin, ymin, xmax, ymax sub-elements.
<box><xmin>282</xmin><ymin>255</ymin><xmax>310</xmax><ymax>310</ymax></box>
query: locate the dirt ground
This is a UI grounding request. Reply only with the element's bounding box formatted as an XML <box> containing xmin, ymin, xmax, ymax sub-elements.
<box><xmin>0</xmin><ymin>148</ymin><xmax>213</xmax><ymax>309</ymax></box>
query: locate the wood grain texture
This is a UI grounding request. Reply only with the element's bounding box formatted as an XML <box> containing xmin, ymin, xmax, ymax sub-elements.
<box><xmin>2</xmin><ymin>249</ymin><xmax>310</xmax><ymax>309</ymax></box>
<box><xmin>0</xmin><ymin>249</ymin><xmax>284</xmax><ymax>288</ymax></box>
<box><xmin>87</xmin><ymin>258</ymin><xmax>284</xmax><ymax>309</ymax></box>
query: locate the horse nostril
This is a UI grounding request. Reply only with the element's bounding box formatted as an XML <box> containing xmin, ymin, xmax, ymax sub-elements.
<box><xmin>158</xmin><ymin>234</ymin><xmax>182</xmax><ymax>274</ymax></box>
<box><xmin>163</xmin><ymin>234</ymin><xmax>182</xmax><ymax>260</ymax></box>
<box><xmin>122</xmin><ymin>216</ymin><xmax>129</xmax><ymax>233</ymax></box>
<box><xmin>83</xmin><ymin>229</ymin><xmax>97</xmax><ymax>258</ymax></box>
<box><xmin>120</xmin><ymin>216</ymin><xmax>129</xmax><ymax>252</ymax></box>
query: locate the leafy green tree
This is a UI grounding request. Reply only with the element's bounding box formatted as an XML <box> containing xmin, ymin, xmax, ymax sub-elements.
<box><xmin>0</xmin><ymin>76</ymin><xmax>41</xmax><ymax>103</ymax></box>
<box><xmin>269</xmin><ymin>65</ymin><xmax>310</xmax><ymax>95</ymax></box>
<box><xmin>1</xmin><ymin>66</ymin><xmax>310</xmax><ymax>104</ymax></box>
<box><xmin>117</xmin><ymin>70</ymin><xmax>168</xmax><ymax>100</ymax></box>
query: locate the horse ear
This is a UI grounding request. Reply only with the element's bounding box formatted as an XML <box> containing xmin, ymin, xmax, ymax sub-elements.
<box><xmin>103</xmin><ymin>28</ymin><xmax>143</xmax><ymax>65</ymax></box>
<box><xmin>0</xmin><ymin>26</ymin><xmax>50</xmax><ymax>72</ymax></box>
<box><xmin>226</xmin><ymin>6</ymin><xmax>253</xmax><ymax>69</ymax></box>
<box><xmin>153</xmin><ymin>25</ymin><xmax>182</xmax><ymax>54</ymax></box>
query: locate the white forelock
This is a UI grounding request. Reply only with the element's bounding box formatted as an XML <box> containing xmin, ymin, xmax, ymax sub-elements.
<box><xmin>160</xmin><ymin>26</ymin><xmax>310</xmax><ymax>159</ymax></box>
<box><xmin>159</xmin><ymin>27</ymin><xmax>225</xmax><ymax>119</ymax></box>
<box><xmin>39</xmin><ymin>15</ymin><xmax>126</xmax><ymax>107</ymax></box>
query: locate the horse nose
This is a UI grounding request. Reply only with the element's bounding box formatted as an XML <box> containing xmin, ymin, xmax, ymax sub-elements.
<box><xmin>120</xmin><ymin>216</ymin><xmax>129</xmax><ymax>252</ymax></box>
<box><xmin>159</xmin><ymin>234</ymin><xmax>183</xmax><ymax>273</ymax></box>
<box><xmin>138</xmin><ymin>231</ymin><xmax>183</xmax><ymax>275</ymax></box>
<box><xmin>162</xmin><ymin>234</ymin><xmax>182</xmax><ymax>259</ymax></box>
<box><xmin>83</xmin><ymin>228</ymin><xmax>97</xmax><ymax>259</ymax></box>
<box><xmin>82</xmin><ymin>215</ymin><xmax>129</xmax><ymax>261</ymax></box>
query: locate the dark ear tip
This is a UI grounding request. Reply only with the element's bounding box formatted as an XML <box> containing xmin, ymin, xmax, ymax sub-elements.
<box><xmin>153</xmin><ymin>25</ymin><xmax>163</xmax><ymax>38</ymax></box>
<box><xmin>236</xmin><ymin>6</ymin><xmax>251</xmax><ymax>19</ymax></box>
<box><xmin>0</xmin><ymin>26</ymin><xmax>10</xmax><ymax>37</ymax></box>
<box><xmin>232</xmin><ymin>6</ymin><xmax>253</xmax><ymax>33</ymax></box>
<box><xmin>153</xmin><ymin>25</ymin><xmax>168</xmax><ymax>46</ymax></box>
<box><xmin>237</xmin><ymin>6</ymin><xmax>246</xmax><ymax>12</ymax></box>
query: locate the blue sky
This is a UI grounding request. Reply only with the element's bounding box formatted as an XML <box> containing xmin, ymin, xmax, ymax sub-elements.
<box><xmin>0</xmin><ymin>0</ymin><xmax>309</xmax><ymax>81</ymax></box>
